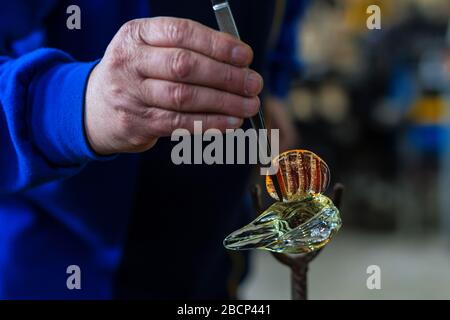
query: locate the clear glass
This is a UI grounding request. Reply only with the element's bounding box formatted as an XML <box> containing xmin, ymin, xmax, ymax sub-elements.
<box><xmin>224</xmin><ymin>150</ymin><xmax>342</xmax><ymax>254</ymax></box>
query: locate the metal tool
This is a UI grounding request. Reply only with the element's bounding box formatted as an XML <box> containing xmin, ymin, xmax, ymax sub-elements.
<box><xmin>210</xmin><ymin>0</ymin><xmax>284</xmax><ymax>201</ymax></box>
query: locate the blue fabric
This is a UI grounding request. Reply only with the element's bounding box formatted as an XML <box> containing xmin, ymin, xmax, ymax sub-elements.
<box><xmin>0</xmin><ymin>49</ymin><xmax>106</xmax><ymax>193</ymax></box>
<box><xmin>0</xmin><ymin>0</ymin><xmax>148</xmax><ymax>299</ymax></box>
<box><xmin>267</xmin><ymin>0</ymin><xmax>310</xmax><ymax>98</ymax></box>
<box><xmin>0</xmin><ymin>0</ymin><xmax>301</xmax><ymax>298</ymax></box>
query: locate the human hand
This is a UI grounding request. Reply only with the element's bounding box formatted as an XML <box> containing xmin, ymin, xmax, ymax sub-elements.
<box><xmin>85</xmin><ymin>17</ymin><xmax>263</xmax><ymax>154</ymax></box>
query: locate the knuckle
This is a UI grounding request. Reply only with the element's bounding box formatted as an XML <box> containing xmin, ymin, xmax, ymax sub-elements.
<box><xmin>208</xmin><ymin>33</ymin><xmax>221</xmax><ymax>59</ymax></box>
<box><xmin>119</xmin><ymin>19</ymin><xmax>141</xmax><ymax>41</ymax></box>
<box><xmin>115</xmin><ymin>108</ymin><xmax>155</xmax><ymax>149</ymax></box>
<box><xmin>106</xmin><ymin>44</ymin><xmax>129</xmax><ymax>69</ymax></box>
<box><xmin>171</xmin><ymin>112</ymin><xmax>183</xmax><ymax>132</ymax></box>
<box><xmin>166</xmin><ymin>19</ymin><xmax>191</xmax><ymax>46</ymax></box>
<box><xmin>115</xmin><ymin>108</ymin><xmax>135</xmax><ymax>136</ymax></box>
<box><xmin>137</xmin><ymin>80</ymin><xmax>150</xmax><ymax>101</ymax></box>
<box><xmin>223</xmin><ymin>65</ymin><xmax>234</xmax><ymax>85</ymax></box>
<box><xmin>171</xmin><ymin>83</ymin><xmax>194</xmax><ymax>110</ymax></box>
<box><xmin>108</xmin><ymin>21</ymin><xmax>141</xmax><ymax>69</ymax></box>
<box><xmin>170</xmin><ymin>49</ymin><xmax>194</xmax><ymax>79</ymax></box>
<box><xmin>217</xmin><ymin>92</ymin><xmax>228</xmax><ymax>113</ymax></box>
<box><xmin>140</xmin><ymin>107</ymin><xmax>157</xmax><ymax>120</ymax></box>
<box><xmin>109</xmin><ymin>82</ymin><xmax>125</xmax><ymax>100</ymax></box>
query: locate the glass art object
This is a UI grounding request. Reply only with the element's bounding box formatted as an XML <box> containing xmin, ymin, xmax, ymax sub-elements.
<box><xmin>224</xmin><ymin>150</ymin><xmax>342</xmax><ymax>254</ymax></box>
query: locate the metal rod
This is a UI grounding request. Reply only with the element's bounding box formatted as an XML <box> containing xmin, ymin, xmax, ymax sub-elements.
<box><xmin>211</xmin><ymin>0</ymin><xmax>284</xmax><ymax>201</ymax></box>
<box><xmin>252</xmin><ymin>183</ymin><xmax>345</xmax><ymax>300</ymax></box>
<box><xmin>274</xmin><ymin>185</ymin><xmax>344</xmax><ymax>300</ymax></box>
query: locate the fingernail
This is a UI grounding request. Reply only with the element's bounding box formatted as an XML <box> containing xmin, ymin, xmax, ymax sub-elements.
<box><xmin>228</xmin><ymin>117</ymin><xmax>242</xmax><ymax>127</ymax></box>
<box><xmin>232</xmin><ymin>45</ymin><xmax>250</xmax><ymax>65</ymax></box>
<box><xmin>245</xmin><ymin>71</ymin><xmax>263</xmax><ymax>96</ymax></box>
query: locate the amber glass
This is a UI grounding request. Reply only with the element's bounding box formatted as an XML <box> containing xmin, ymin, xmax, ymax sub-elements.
<box><xmin>224</xmin><ymin>149</ymin><xmax>341</xmax><ymax>254</ymax></box>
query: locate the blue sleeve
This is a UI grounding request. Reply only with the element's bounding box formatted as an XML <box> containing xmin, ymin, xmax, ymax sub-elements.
<box><xmin>267</xmin><ymin>0</ymin><xmax>310</xmax><ymax>99</ymax></box>
<box><xmin>0</xmin><ymin>0</ymin><xmax>112</xmax><ymax>194</ymax></box>
<box><xmin>0</xmin><ymin>49</ymin><xmax>109</xmax><ymax>194</ymax></box>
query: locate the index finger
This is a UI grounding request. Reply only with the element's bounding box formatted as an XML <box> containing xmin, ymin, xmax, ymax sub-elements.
<box><xmin>131</xmin><ymin>17</ymin><xmax>253</xmax><ymax>67</ymax></box>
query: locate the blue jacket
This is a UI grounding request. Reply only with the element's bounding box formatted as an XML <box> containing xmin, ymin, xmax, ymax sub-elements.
<box><xmin>0</xmin><ymin>0</ymin><xmax>305</xmax><ymax>299</ymax></box>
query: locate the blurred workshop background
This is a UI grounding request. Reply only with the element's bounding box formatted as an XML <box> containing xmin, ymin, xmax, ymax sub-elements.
<box><xmin>243</xmin><ymin>0</ymin><xmax>450</xmax><ymax>300</ymax></box>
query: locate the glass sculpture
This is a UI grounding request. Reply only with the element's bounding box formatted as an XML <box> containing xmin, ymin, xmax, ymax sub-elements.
<box><xmin>224</xmin><ymin>150</ymin><xmax>342</xmax><ymax>254</ymax></box>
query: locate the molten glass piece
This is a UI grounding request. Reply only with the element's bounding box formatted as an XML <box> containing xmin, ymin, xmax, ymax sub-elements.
<box><xmin>224</xmin><ymin>150</ymin><xmax>342</xmax><ymax>254</ymax></box>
